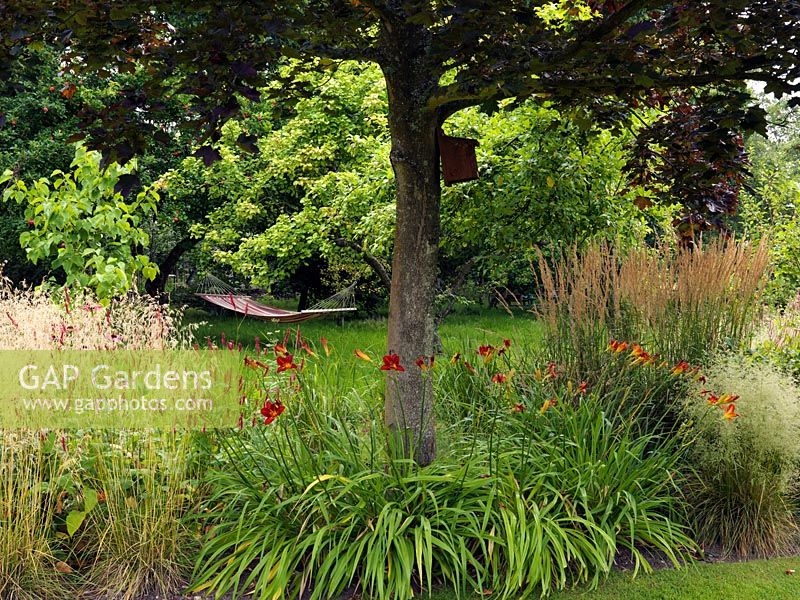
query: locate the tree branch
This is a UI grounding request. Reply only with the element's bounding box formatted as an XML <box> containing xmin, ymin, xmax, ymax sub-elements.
<box><xmin>333</xmin><ymin>236</ymin><xmax>392</xmax><ymax>290</ymax></box>
<box><xmin>550</xmin><ymin>0</ymin><xmax>667</xmax><ymax>65</ymax></box>
<box><xmin>432</xmin><ymin>63</ymin><xmax>780</xmax><ymax>118</ymax></box>
<box><xmin>297</xmin><ymin>41</ymin><xmax>380</xmax><ymax>63</ymax></box>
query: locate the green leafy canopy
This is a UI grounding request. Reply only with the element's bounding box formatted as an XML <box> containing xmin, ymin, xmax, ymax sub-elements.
<box><xmin>1</xmin><ymin>144</ymin><xmax>159</xmax><ymax>302</ymax></box>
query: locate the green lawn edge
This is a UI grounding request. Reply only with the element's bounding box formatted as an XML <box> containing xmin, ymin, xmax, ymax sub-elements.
<box><xmin>429</xmin><ymin>557</ymin><xmax>800</xmax><ymax>600</ymax></box>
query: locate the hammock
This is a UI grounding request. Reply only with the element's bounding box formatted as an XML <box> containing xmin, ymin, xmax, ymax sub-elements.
<box><xmin>194</xmin><ymin>275</ymin><xmax>357</xmax><ymax>324</ymax></box>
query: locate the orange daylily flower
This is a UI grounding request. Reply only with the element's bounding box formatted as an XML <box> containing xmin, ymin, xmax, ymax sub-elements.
<box><xmin>722</xmin><ymin>404</ymin><xmax>740</xmax><ymax>421</ymax></box>
<box><xmin>670</xmin><ymin>361</ymin><xmax>690</xmax><ymax>375</ymax></box>
<box><xmin>380</xmin><ymin>353</ymin><xmax>405</xmax><ymax>372</ymax></box>
<box><xmin>629</xmin><ymin>344</ymin><xmax>656</xmax><ymax>366</ymax></box>
<box><xmin>478</xmin><ymin>345</ymin><xmax>495</xmax><ymax>362</ymax></box>
<box><xmin>540</xmin><ymin>398</ymin><xmax>558</xmax><ymax>414</ymax></box>
<box><xmin>706</xmin><ymin>393</ymin><xmax>721</xmax><ymax>406</ymax></box>
<box><xmin>320</xmin><ymin>336</ymin><xmax>330</xmax><ymax>357</ymax></box>
<box><xmin>717</xmin><ymin>394</ymin><xmax>739</xmax><ymax>405</ymax></box>
<box><xmin>274</xmin><ymin>343</ymin><xmax>288</xmax><ymax>357</ymax></box>
<box><xmin>300</xmin><ymin>340</ymin><xmax>317</xmax><ymax>357</ymax></box>
<box><xmin>416</xmin><ymin>355</ymin><xmax>435</xmax><ymax>371</ymax></box>
<box><xmin>608</xmin><ymin>339</ymin><xmax>629</xmax><ymax>353</ymax></box>
<box><xmin>354</xmin><ymin>349</ymin><xmax>373</xmax><ymax>363</ymax></box>
<box><xmin>450</xmin><ymin>352</ymin><xmax>461</xmax><ymax>364</ymax></box>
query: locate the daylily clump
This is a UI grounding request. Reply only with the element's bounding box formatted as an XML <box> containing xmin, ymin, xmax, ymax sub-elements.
<box><xmin>609</xmin><ymin>339</ymin><xmax>741</xmax><ymax>422</ymax></box>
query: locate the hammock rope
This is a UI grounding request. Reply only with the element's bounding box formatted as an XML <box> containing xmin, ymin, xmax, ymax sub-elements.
<box><xmin>194</xmin><ymin>275</ymin><xmax>357</xmax><ymax>323</ymax></box>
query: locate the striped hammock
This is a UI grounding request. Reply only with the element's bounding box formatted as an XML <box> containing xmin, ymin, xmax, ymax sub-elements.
<box><xmin>195</xmin><ymin>275</ymin><xmax>357</xmax><ymax>323</ymax></box>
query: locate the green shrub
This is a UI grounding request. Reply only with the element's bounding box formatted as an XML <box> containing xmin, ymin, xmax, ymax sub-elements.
<box><xmin>683</xmin><ymin>358</ymin><xmax>800</xmax><ymax>557</ymax></box>
<box><xmin>1</xmin><ymin>143</ymin><xmax>160</xmax><ymax>303</ymax></box>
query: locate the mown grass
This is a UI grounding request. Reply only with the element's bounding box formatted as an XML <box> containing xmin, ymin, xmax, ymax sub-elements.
<box><xmin>429</xmin><ymin>558</ymin><xmax>800</xmax><ymax>600</ymax></box>
<box><xmin>184</xmin><ymin>307</ymin><xmax>543</xmax><ymax>357</ymax></box>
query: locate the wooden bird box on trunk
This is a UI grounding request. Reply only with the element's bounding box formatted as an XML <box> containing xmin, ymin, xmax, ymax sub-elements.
<box><xmin>437</xmin><ymin>128</ymin><xmax>479</xmax><ymax>185</ymax></box>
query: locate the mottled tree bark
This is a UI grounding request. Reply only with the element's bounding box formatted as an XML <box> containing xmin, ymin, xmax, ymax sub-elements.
<box><xmin>381</xmin><ymin>27</ymin><xmax>440</xmax><ymax>466</ymax></box>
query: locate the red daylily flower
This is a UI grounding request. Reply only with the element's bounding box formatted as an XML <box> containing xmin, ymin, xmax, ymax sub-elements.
<box><xmin>722</xmin><ymin>404</ymin><xmax>740</xmax><ymax>421</ymax></box>
<box><xmin>491</xmin><ymin>372</ymin><xmax>507</xmax><ymax>384</ymax></box>
<box><xmin>274</xmin><ymin>343</ymin><xmax>288</xmax><ymax>357</ymax></box>
<box><xmin>503</xmin><ymin>339</ymin><xmax>511</xmax><ymax>348</ymax></box>
<box><xmin>380</xmin><ymin>353</ymin><xmax>405</xmax><ymax>372</ymax></box>
<box><xmin>706</xmin><ymin>393</ymin><xmax>721</xmax><ymax>406</ymax></box>
<box><xmin>301</xmin><ymin>340</ymin><xmax>317</xmax><ymax>357</ymax></box>
<box><xmin>547</xmin><ymin>362</ymin><xmax>559</xmax><ymax>380</ymax></box>
<box><xmin>577</xmin><ymin>381</ymin><xmax>588</xmax><ymax>395</ymax></box>
<box><xmin>276</xmin><ymin>354</ymin><xmax>298</xmax><ymax>373</ymax></box>
<box><xmin>463</xmin><ymin>361</ymin><xmax>476</xmax><ymax>374</ymax></box>
<box><xmin>512</xmin><ymin>403</ymin><xmax>525</xmax><ymax>413</ymax></box>
<box><xmin>261</xmin><ymin>400</ymin><xmax>286</xmax><ymax>424</ymax></box>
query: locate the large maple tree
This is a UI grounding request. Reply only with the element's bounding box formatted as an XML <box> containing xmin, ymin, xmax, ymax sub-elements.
<box><xmin>2</xmin><ymin>1</ymin><xmax>799</xmax><ymax>464</ymax></box>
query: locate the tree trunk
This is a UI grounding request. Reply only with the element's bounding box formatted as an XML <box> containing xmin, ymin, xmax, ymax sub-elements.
<box><xmin>145</xmin><ymin>236</ymin><xmax>197</xmax><ymax>297</ymax></box>
<box><xmin>297</xmin><ymin>286</ymin><xmax>309</xmax><ymax>311</ymax></box>
<box><xmin>382</xmin><ymin>55</ymin><xmax>440</xmax><ymax>466</ymax></box>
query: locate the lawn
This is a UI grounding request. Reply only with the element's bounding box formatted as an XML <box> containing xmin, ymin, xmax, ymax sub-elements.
<box><xmin>430</xmin><ymin>558</ymin><xmax>800</xmax><ymax>600</ymax></box>
<box><xmin>184</xmin><ymin>306</ymin><xmax>543</xmax><ymax>356</ymax></box>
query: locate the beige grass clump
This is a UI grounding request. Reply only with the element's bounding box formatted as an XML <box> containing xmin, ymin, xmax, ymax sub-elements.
<box><xmin>535</xmin><ymin>238</ymin><xmax>770</xmax><ymax>369</ymax></box>
<box><xmin>0</xmin><ymin>274</ymin><xmax>192</xmax><ymax>350</ymax></box>
<box><xmin>0</xmin><ymin>432</ymin><xmax>74</xmax><ymax>599</ymax></box>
